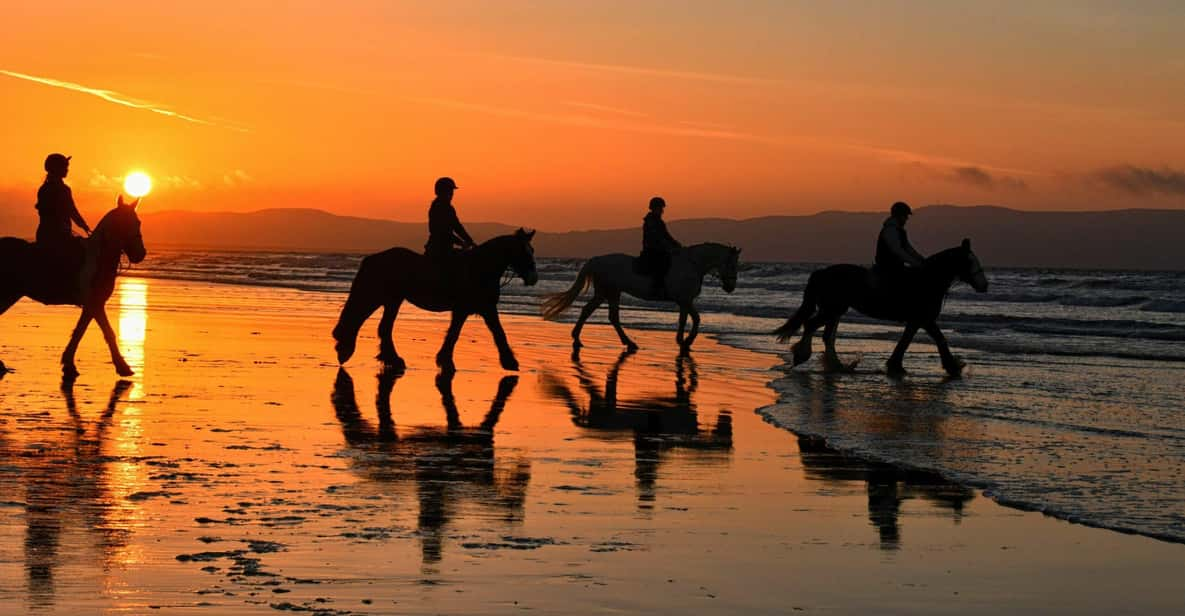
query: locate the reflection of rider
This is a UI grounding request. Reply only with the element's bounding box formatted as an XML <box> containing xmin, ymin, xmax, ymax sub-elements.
<box><xmin>35</xmin><ymin>153</ymin><xmax>91</xmax><ymax>260</ymax></box>
<box><xmin>424</xmin><ymin>177</ymin><xmax>475</xmax><ymax>260</ymax></box>
<box><xmin>641</xmin><ymin>197</ymin><xmax>681</xmax><ymax>295</ymax></box>
<box><xmin>874</xmin><ymin>201</ymin><xmax>924</xmax><ymax>281</ymax></box>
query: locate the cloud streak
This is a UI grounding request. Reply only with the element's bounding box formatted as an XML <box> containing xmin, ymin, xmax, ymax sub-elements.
<box><xmin>0</xmin><ymin>69</ymin><xmax>246</xmax><ymax>131</ymax></box>
<box><xmin>1094</xmin><ymin>165</ymin><xmax>1185</xmax><ymax>196</ymax></box>
<box><xmin>947</xmin><ymin>165</ymin><xmax>1028</xmax><ymax>190</ymax></box>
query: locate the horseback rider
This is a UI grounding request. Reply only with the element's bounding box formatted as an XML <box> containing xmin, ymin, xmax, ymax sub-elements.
<box><xmin>424</xmin><ymin>177</ymin><xmax>476</xmax><ymax>260</ymax></box>
<box><xmin>35</xmin><ymin>153</ymin><xmax>91</xmax><ymax>263</ymax></box>
<box><xmin>874</xmin><ymin>201</ymin><xmax>924</xmax><ymax>284</ymax></box>
<box><xmin>641</xmin><ymin>196</ymin><xmax>681</xmax><ymax>296</ymax></box>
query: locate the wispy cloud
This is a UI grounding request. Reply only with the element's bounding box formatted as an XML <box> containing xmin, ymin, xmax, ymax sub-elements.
<box><xmin>490</xmin><ymin>54</ymin><xmax>782</xmax><ymax>88</ymax></box>
<box><xmin>406</xmin><ymin>96</ymin><xmax>777</xmax><ymax>144</ymax></box>
<box><xmin>0</xmin><ymin>69</ymin><xmax>246</xmax><ymax>132</ymax></box>
<box><xmin>1093</xmin><ymin>165</ymin><xmax>1185</xmax><ymax>196</ymax></box>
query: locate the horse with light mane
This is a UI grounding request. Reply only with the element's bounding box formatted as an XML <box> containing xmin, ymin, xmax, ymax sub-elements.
<box><xmin>0</xmin><ymin>195</ymin><xmax>146</xmax><ymax>377</ymax></box>
<box><xmin>541</xmin><ymin>242</ymin><xmax>741</xmax><ymax>353</ymax></box>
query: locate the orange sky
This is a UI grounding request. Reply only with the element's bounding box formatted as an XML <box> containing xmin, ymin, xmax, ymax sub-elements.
<box><xmin>2</xmin><ymin>1</ymin><xmax>1184</xmax><ymax>230</ymax></box>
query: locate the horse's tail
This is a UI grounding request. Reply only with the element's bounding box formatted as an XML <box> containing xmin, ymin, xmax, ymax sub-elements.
<box><xmin>773</xmin><ymin>271</ymin><xmax>820</xmax><ymax>343</ymax></box>
<box><xmin>541</xmin><ymin>262</ymin><xmax>593</xmax><ymax>320</ymax></box>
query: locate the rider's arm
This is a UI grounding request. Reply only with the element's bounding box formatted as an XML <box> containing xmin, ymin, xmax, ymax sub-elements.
<box><xmin>64</xmin><ymin>186</ymin><xmax>91</xmax><ymax>234</ymax></box>
<box><xmin>660</xmin><ymin>220</ymin><xmax>681</xmax><ymax>250</ymax></box>
<box><xmin>882</xmin><ymin>226</ymin><xmax>923</xmax><ymax>266</ymax></box>
<box><xmin>449</xmin><ymin>206</ymin><xmax>475</xmax><ymax>247</ymax></box>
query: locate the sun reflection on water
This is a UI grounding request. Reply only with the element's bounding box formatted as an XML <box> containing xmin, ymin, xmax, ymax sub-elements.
<box><xmin>116</xmin><ymin>278</ymin><xmax>148</xmax><ymax>385</ymax></box>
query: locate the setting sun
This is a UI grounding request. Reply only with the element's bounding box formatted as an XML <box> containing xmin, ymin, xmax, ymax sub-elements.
<box><xmin>124</xmin><ymin>171</ymin><xmax>152</xmax><ymax>198</ymax></box>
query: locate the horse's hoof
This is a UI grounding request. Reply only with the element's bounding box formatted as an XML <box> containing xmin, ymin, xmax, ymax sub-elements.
<box><xmin>943</xmin><ymin>357</ymin><xmax>966</xmax><ymax>378</ymax></box>
<box><xmin>572</xmin><ymin>339</ymin><xmax>583</xmax><ymax>350</ymax></box>
<box><xmin>625</xmin><ymin>342</ymin><xmax>639</xmax><ymax>352</ymax></box>
<box><xmin>500</xmin><ymin>356</ymin><xmax>519</xmax><ymax>371</ymax></box>
<box><xmin>885</xmin><ymin>361</ymin><xmax>907</xmax><ymax>377</ymax></box>
<box><xmin>679</xmin><ymin>344</ymin><xmax>692</xmax><ymax>356</ymax></box>
<box><xmin>791</xmin><ymin>343</ymin><xmax>812</xmax><ymax>367</ymax></box>
<box><xmin>62</xmin><ymin>364</ymin><xmax>80</xmax><ymax>379</ymax></box>
<box><xmin>116</xmin><ymin>365</ymin><xmax>135</xmax><ymax>377</ymax></box>
<box><xmin>822</xmin><ymin>355</ymin><xmax>850</xmax><ymax>374</ymax></box>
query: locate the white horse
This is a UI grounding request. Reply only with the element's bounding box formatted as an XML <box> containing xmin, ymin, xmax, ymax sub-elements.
<box><xmin>541</xmin><ymin>242</ymin><xmax>740</xmax><ymax>352</ymax></box>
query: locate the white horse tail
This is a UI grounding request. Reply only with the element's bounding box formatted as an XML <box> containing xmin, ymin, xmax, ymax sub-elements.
<box><xmin>541</xmin><ymin>262</ymin><xmax>593</xmax><ymax>320</ymax></box>
<box><xmin>773</xmin><ymin>271</ymin><xmax>820</xmax><ymax>342</ymax></box>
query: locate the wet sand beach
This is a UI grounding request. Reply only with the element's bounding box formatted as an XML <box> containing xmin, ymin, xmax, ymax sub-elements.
<box><xmin>1</xmin><ymin>277</ymin><xmax>1183</xmax><ymax>615</ymax></box>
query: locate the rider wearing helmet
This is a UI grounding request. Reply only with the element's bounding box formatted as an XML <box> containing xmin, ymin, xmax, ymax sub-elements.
<box><xmin>640</xmin><ymin>196</ymin><xmax>681</xmax><ymax>296</ymax></box>
<box><xmin>36</xmin><ymin>153</ymin><xmax>91</xmax><ymax>248</ymax></box>
<box><xmin>424</xmin><ymin>176</ymin><xmax>476</xmax><ymax>260</ymax></box>
<box><xmin>875</xmin><ymin>201</ymin><xmax>925</xmax><ymax>279</ymax></box>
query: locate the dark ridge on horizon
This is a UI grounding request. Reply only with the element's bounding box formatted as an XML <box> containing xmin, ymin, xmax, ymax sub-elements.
<box><xmin>3</xmin><ymin>202</ymin><xmax>1185</xmax><ymax>269</ymax></box>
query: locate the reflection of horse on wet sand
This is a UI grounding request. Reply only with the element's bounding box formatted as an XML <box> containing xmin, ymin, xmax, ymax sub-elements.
<box><xmin>330</xmin><ymin>369</ymin><xmax>530</xmax><ymax>567</ymax></box>
<box><xmin>0</xmin><ymin>379</ymin><xmax>135</xmax><ymax>610</ymax></box>
<box><xmin>0</xmin><ymin>197</ymin><xmax>146</xmax><ymax>377</ymax></box>
<box><xmin>778</xmin><ymin>370</ymin><xmax>975</xmax><ymax>549</ymax></box>
<box><xmin>539</xmin><ymin>350</ymin><xmax>731</xmax><ymax>506</ymax></box>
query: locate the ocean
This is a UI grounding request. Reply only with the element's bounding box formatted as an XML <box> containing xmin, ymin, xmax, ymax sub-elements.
<box><xmin>129</xmin><ymin>249</ymin><xmax>1185</xmax><ymax>543</ymax></box>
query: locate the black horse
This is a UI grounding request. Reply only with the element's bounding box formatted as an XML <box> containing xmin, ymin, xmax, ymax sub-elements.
<box><xmin>773</xmin><ymin>239</ymin><xmax>988</xmax><ymax>376</ymax></box>
<box><xmin>332</xmin><ymin>229</ymin><xmax>538</xmax><ymax>374</ymax></box>
<box><xmin>0</xmin><ymin>196</ymin><xmax>146</xmax><ymax>377</ymax></box>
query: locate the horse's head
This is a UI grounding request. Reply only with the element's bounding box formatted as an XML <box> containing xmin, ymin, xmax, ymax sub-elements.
<box><xmin>510</xmin><ymin>228</ymin><xmax>538</xmax><ymax>286</ymax></box>
<box><xmin>102</xmin><ymin>195</ymin><xmax>146</xmax><ymax>264</ymax></box>
<box><xmin>958</xmin><ymin>238</ymin><xmax>988</xmax><ymax>292</ymax></box>
<box><xmin>720</xmin><ymin>246</ymin><xmax>741</xmax><ymax>293</ymax></box>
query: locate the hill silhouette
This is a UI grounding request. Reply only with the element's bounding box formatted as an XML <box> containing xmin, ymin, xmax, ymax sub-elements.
<box><xmin>2</xmin><ymin>202</ymin><xmax>1183</xmax><ymax>269</ymax></box>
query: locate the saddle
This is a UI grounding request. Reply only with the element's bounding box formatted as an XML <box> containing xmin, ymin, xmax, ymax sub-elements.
<box><xmin>31</xmin><ymin>238</ymin><xmax>88</xmax><ymax>304</ymax></box>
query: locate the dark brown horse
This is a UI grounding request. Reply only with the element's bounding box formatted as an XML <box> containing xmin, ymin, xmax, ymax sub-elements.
<box><xmin>773</xmin><ymin>239</ymin><xmax>988</xmax><ymax>377</ymax></box>
<box><xmin>332</xmin><ymin>229</ymin><xmax>538</xmax><ymax>374</ymax></box>
<box><xmin>0</xmin><ymin>196</ymin><xmax>146</xmax><ymax>377</ymax></box>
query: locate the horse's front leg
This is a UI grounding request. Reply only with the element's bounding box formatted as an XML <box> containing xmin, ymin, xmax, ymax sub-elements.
<box><xmin>376</xmin><ymin>300</ymin><xmax>406</xmax><ymax>372</ymax></box>
<box><xmin>923</xmin><ymin>322</ymin><xmax>964</xmax><ymax>377</ymax></box>
<box><xmin>91</xmin><ymin>303</ymin><xmax>134</xmax><ymax>377</ymax></box>
<box><xmin>436</xmin><ymin>311</ymin><xmax>469</xmax><ymax>374</ymax></box>
<box><xmin>61</xmin><ymin>308</ymin><xmax>94</xmax><ymax>378</ymax></box>
<box><xmin>481</xmin><ymin>310</ymin><xmax>518</xmax><ymax>371</ymax></box>
<box><xmin>886</xmin><ymin>323</ymin><xmax>919</xmax><ymax>377</ymax></box>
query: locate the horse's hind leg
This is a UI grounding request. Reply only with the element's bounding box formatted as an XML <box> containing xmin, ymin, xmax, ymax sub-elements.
<box><xmin>791</xmin><ymin>313</ymin><xmax>828</xmax><ymax>367</ymax></box>
<box><xmin>571</xmin><ymin>293</ymin><xmax>604</xmax><ymax>350</ymax></box>
<box><xmin>376</xmin><ymin>300</ymin><xmax>406</xmax><ymax>372</ymax></box>
<box><xmin>607</xmin><ymin>293</ymin><xmax>638</xmax><ymax>351</ymax></box>
<box><xmin>61</xmin><ymin>309</ymin><xmax>94</xmax><ymax>379</ymax></box>
<box><xmin>821</xmin><ymin>318</ymin><xmax>846</xmax><ymax>373</ymax></box>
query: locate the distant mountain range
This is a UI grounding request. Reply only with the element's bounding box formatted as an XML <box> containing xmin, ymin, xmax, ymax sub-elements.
<box><xmin>2</xmin><ymin>204</ymin><xmax>1183</xmax><ymax>270</ymax></box>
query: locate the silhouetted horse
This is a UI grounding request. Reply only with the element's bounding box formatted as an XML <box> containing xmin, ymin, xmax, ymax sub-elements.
<box><xmin>773</xmin><ymin>239</ymin><xmax>988</xmax><ymax>376</ymax></box>
<box><xmin>541</xmin><ymin>242</ymin><xmax>740</xmax><ymax>353</ymax></box>
<box><xmin>0</xmin><ymin>196</ymin><xmax>146</xmax><ymax>377</ymax></box>
<box><xmin>333</xmin><ymin>229</ymin><xmax>538</xmax><ymax>374</ymax></box>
